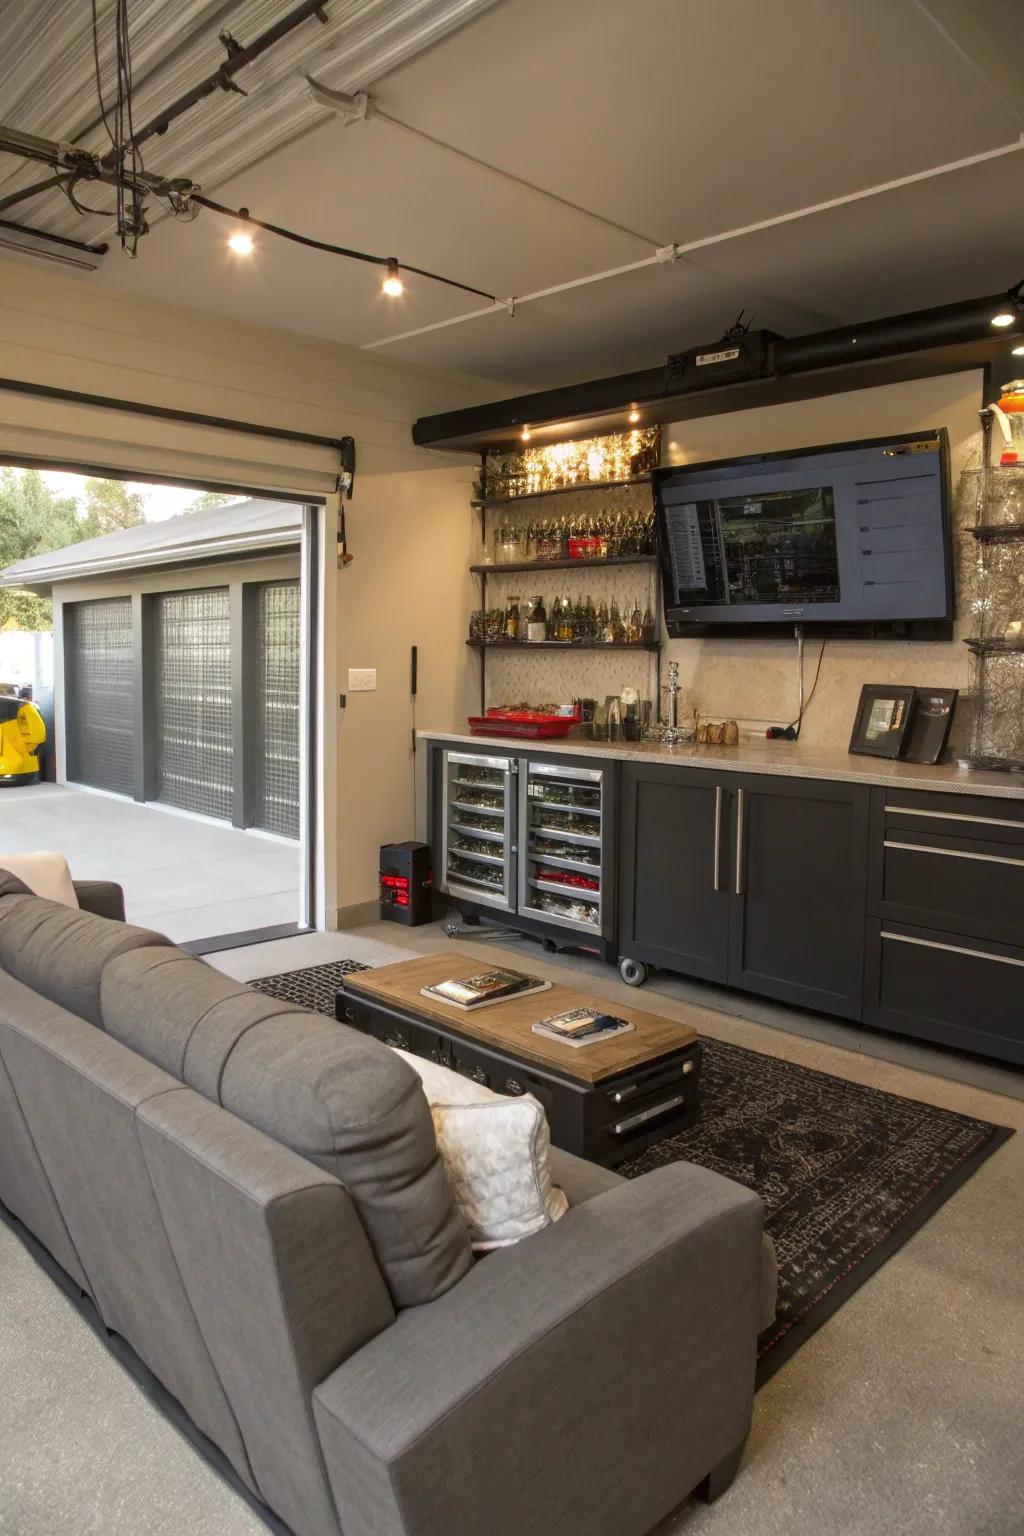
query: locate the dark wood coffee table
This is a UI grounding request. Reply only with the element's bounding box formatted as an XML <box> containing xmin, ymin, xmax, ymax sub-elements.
<box><xmin>336</xmin><ymin>954</ymin><xmax>701</xmax><ymax>1166</ymax></box>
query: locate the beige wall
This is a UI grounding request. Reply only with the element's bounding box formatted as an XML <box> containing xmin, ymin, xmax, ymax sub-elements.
<box><xmin>662</xmin><ymin>370</ymin><xmax>984</xmax><ymax>746</ymax></box>
<box><xmin>0</xmin><ymin>258</ymin><xmax>489</xmax><ymax>924</ymax></box>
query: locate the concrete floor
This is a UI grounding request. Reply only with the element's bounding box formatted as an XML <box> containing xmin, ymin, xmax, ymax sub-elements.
<box><xmin>0</xmin><ymin>782</ymin><xmax>299</xmax><ymax>943</ymax></box>
<box><xmin>1</xmin><ymin>921</ymin><xmax>1021</xmax><ymax>1536</ymax></box>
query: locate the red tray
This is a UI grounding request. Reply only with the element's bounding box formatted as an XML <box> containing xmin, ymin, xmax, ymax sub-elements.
<box><xmin>467</xmin><ymin>712</ymin><xmax>574</xmax><ymax>739</ymax></box>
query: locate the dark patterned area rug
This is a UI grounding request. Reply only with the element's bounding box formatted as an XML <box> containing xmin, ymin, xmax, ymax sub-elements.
<box><xmin>252</xmin><ymin>960</ymin><xmax>1012</xmax><ymax>1383</ymax></box>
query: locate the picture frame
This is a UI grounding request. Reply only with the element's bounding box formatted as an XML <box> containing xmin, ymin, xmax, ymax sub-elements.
<box><xmin>848</xmin><ymin>684</ymin><xmax>917</xmax><ymax>759</ymax></box>
<box><xmin>903</xmin><ymin>687</ymin><xmax>958</xmax><ymax>765</ymax></box>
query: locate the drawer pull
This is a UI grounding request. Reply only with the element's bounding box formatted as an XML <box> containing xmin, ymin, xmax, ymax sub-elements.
<box><xmin>713</xmin><ymin>785</ymin><xmax>723</xmax><ymax>893</ymax></box>
<box><xmin>612</xmin><ymin>1093</ymin><xmax>687</xmax><ymax>1137</ymax></box>
<box><xmin>882</xmin><ymin>931</ymin><xmax>1024</xmax><ymax>969</ymax></box>
<box><xmin>884</xmin><ymin>839</ymin><xmax>1024</xmax><ymax>870</ymax></box>
<box><xmin>886</xmin><ymin>803</ymin><xmax>1024</xmax><ymax>831</ymax></box>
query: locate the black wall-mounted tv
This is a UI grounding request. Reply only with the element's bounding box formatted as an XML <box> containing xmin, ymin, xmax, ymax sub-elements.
<box><xmin>653</xmin><ymin>430</ymin><xmax>953</xmax><ymax>639</ymax></box>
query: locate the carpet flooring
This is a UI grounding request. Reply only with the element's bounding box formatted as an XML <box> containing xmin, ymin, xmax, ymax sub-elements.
<box><xmin>252</xmin><ymin>959</ymin><xmax>1011</xmax><ymax>1382</ymax></box>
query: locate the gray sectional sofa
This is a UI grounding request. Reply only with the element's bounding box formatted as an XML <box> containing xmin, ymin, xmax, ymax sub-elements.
<box><xmin>0</xmin><ymin>870</ymin><xmax>777</xmax><ymax>1536</ymax></box>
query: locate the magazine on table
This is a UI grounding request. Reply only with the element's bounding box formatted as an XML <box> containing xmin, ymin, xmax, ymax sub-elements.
<box><xmin>421</xmin><ymin>968</ymin><xmax>552</xmax><ymax>1011</ymax></box>
<box><xmin>531</xmin><ymin>1007</ymin><xmax>634</xmax><ymax>1048</ymax></box>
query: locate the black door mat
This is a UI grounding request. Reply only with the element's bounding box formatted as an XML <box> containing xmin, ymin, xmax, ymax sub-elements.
<box><xmin>253</xmin><ymin>959</ymin><xmax>1013</xmax><ymax>1384</ymax></box>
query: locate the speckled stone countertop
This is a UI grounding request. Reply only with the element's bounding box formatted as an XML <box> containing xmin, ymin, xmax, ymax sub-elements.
<box><xmin>420</xmin><ymin>731</ymin><xmax>1024</xmax><ymax>800</ymax></box>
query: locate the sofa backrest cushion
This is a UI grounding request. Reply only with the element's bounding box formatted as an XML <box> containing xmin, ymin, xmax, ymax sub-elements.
<box><xmin>101</xmin><ymin>945</ymin><xmax>473</xmax><ymax>1308</ymax></box>
<box><xmin>0</xmin><ymin>993</ymin><xmax>254</xmax><ymax>1489</ymax></box>
<box><xmin>137</xmin><ymin>1087</ymin><xmax>394</xmax><ymax>1536</ymax></box>
<box><xmin>0</xmin><ymin>971</ymin><xmax>89</xmax><ymax>1291</ymax></box>
<box><xmin>0</xmin><ymin>889</ymin><xmax>169</xmax><ymax>1026</ymax></box>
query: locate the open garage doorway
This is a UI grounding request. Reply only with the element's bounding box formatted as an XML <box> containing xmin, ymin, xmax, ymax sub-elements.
<box><xmin>0</xmin><ymin>465</ymin><xmax>319</xmax><ymax>948</ymax></box>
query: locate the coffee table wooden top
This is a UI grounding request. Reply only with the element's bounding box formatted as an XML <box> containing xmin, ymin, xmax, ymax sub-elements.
<box><xmin>342</xmin><ymin>953</ymin><xmax>699</xmax><ymax>1085</ymax></box>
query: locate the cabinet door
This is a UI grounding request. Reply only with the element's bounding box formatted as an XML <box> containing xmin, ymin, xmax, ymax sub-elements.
<box><xmin>728</xmin><ymin>774</ymin><xmax>870</xmax><ymax>1019</ymax></box>
<box><xmin>618</xmin><ymin>762</ymin><xmax>730</xmax><ymax>980</ymax></box>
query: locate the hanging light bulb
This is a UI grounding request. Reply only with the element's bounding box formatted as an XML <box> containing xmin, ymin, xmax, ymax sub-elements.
<box><xmin>991</xmin><ymin>309</ymin><xmax>1017</xmax><ymax>328</ymax></box>
<box><xmin>228</xmin><ymin>230</ymin><xmax>254</xmax><ymax>257</ymax></box>
<box><xmin>520</xmin><ymin>425</ymin><xmax>531</xmax><ymax>441</ymax></box>
<box><xmin>382</xmin><ymin>259</ymin><xmax>403</xmax><ymax>297</ymax></box>
<box><xmin>628</xmin><ymin>406</ymin><xmax>640</xmax><ymax>423</ymax></box>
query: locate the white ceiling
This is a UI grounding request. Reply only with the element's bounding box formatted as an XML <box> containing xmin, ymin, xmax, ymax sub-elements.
<box><xmin>3</xmin><ymin>0</ymin><xmax>1023</xmax><ymax>390</ymax></box>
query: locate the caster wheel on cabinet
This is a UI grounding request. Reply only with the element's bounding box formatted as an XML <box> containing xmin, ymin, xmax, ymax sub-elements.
<box><xmin>542</xmin><ymin>938</ymin><xmax>557</xmax><ymax>954</ymax></box>
<box><xmin>445</xmin><ymin>923</ymin><xmax>459</xmax><ymax>938</ymax></box>
<box><xmin>619</xmin><ymin>957</ymin><xmax>649</xmax><ymax>987</ymax></box>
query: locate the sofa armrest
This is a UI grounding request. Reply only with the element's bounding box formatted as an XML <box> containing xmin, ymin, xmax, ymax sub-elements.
<box><xmin>73</xmin><ymin>880</ymin><xmax>126</xmax><ymax>922</ymax></box>
<box><xmin>313</xmin><ymin>1161</ymin><xmax>765</xmax><ymax>1536</ymax></box>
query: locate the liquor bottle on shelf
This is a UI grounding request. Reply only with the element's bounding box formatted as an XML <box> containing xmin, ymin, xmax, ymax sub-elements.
<box><xmin>504</xmin><ymin>596</ymin><xmax>522</xmax><ymax>642</ymax></box>
<box><xmin>527</xmin><ymin>595</ymin><xmax>548</xmax><ymax>643</ymax></box>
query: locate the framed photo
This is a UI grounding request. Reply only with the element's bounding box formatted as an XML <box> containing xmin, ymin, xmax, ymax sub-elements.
<box><xmin>849</xmin><ymin>684</ymin><xmax>917</xmax><ymax>759</ymax></box>
<box><xmin>903</xmin><ymin>688</ymin><xmax>958</xmax><ymax>765</ymax></box>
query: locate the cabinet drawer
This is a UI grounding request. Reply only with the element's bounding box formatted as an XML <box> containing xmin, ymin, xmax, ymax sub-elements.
<box><xmin>870</xmin><ymin>788</ymin><xmax>1024</xmax><ymax>946</ymax></box>
<box><xmin>864</xmin><ymin>919</ymin><xmax>1024</xmax><ymax>1065</ymax></box>
<box><xmin>882</xmin><ymin>790</ymin><xmax>1024</xmax><ymax>844</ymax></box>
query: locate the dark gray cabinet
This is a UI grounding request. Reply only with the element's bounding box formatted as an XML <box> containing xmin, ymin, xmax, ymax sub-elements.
<box><xmin>864</xmin><ymin>788</ymin><xmax>1024</xmax><ymax>1062</ymax></box>
<box><xmin>727</xmin><ymin>773</ymin><xmax>870</xmax><ymax>1020</ymax></box>
<box><xmin>619</xmin><ymin>764</ymin><xmax>870</xmax><ymax>1021</ymax></box>
<box><xmin>619</xmin><ymin>763</ymin><xmax>731</xmax><ymax>982</ymax></box>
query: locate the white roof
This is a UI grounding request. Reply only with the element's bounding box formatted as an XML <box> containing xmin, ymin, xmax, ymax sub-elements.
<box><xmin>1</xmin><ymin>498</ymin><xmax>302</xmax><ymax>590</ymax></box>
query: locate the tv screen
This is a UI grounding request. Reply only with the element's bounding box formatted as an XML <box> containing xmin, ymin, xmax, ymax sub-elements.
<box><xmin>653</xmin><ymin>431</ymin><xmax>952</xmax><ymax>637</ymax></box>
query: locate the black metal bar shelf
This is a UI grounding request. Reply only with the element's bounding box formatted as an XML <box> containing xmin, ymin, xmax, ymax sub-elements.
<box><xmin>969</xmin><ymin>524</ymin><xmax>1024</xmax><ymax>544</ymax></box>
<box><xmin>466</xmin><ymin>639</ymin><xmax>659</xmax><ymax>652</ymax></box>
<box><xmin>471</xmin><ymin>475</ymin><xmax>651</xmax><ymax>508</ymax></box>
<box><xmin>964</xmin><ymin>637</ymin><xmax>1024</xmax><ymax>655</ymax></box>
<box><xmin>470</xmin><ymin>554</ymin><xmax>657</xmax><ymax>575</ymax></box>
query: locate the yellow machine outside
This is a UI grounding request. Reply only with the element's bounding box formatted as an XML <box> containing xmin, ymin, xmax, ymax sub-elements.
<box><xmin>0</xmin><ymin>697</ymin><xmax>46</xmax><ymax>786</ymax></box>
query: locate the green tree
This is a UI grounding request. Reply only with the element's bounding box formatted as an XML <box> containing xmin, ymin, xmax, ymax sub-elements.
<box><xmin>0</xmin><ymin>469</ymin><xmax>84</xmax><ymax>629</ymax></box>
<box><xmin>185</xmin><ymin>490</ymin><xmax>235</xmax><ymax>512</ymax></box>
<box><xmin>81</xmin><ymin>477</ymin><xmax>145</xmax><ymax>536</ymax></box>
<box><xmin>0</xmin><ymin>469</ymin><xmax>145</xmax><ymax>630</ymax></box>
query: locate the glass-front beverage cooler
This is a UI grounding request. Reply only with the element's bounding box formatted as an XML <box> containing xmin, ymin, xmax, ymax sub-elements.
<box><xmin>439</xmin><ymin>751</ymin><xmax>517</xmax><ymax>911</ymax></box>
<box><xmin>437</xmin><ymin>748</ymin><xmax>615</xmax><ymax>953</ymax></box>
<box><xmin>518</xmin><ymin>761</ymin><xmax>606</xmax><ymax>936</ymax></box>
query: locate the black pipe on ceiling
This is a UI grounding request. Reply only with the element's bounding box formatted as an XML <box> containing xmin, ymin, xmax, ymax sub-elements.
<box><xmin>412</xmin><ymin>287</ymin><xmax>1024</xmax><ymax>449</ymax></box>
<box><xmin>774</xmin><ymin>292</ymin><xmax>1022</xmax><ymax>374</ymax></box>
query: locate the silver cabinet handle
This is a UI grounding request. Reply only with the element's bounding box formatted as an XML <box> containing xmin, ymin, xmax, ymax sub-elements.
<box><xmin>713</xmin><ymin>785</ymin><xmax>723</xmax><ymax>892</ymax></box>
<box><xmin>887</xmin><ymin>803</ymin><xmax>1024</xmax><ymax>831</ymax></box>
<box><xmin>884</xmin><ymin>839</ymin><xmax>1024</xmax><ymax>870</ymax></box>
<box><xmin>735</xmin><ymin>787</ymin><xmax>746</xmax><ymax>896</ymax></box>
<box><xmin>882</xmin><ymin>931</ymin><xmax>1024</xmax><ymax>969</ymax></box>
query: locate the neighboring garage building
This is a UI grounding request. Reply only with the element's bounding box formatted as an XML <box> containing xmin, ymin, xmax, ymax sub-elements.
<box><xmin>3</xmin><ymin>499</ymin><xmax>303</xmax><ymax>839</ymax></box>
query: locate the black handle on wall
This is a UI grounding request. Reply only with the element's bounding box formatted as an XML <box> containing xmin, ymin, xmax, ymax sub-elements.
<box><xmin>410</xmin><ymin>645</ymin><xmax>418</xmax><ymax>697</ymax></box>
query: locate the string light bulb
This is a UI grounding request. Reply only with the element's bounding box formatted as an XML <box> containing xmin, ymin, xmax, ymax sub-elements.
<box><xmin>991</xmin><ymin>309</ymin><xmax>1017</xmax><ymax>328</ymax></box>
<box><xmin>228</xmin><ymin>230</ymin><xmax>254</xmax><ymax>257</ymax></box>
<box><xmin>382</xmin><ymin>259</ymin><xmax>403</xmax><ymax>297</ymax></box>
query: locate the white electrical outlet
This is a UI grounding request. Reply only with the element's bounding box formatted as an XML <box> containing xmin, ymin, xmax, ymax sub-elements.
<box><xmin>348</xmin><ymin>668</ymin><xmax>377</xmax><ymax>692</ymax></box>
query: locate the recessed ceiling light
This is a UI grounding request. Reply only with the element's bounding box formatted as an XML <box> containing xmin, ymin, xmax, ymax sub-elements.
<box><xmin>1012</xmin><ymin>344</ymin><xmax>1024</xmax><ymax>357</ymax></box>
<box><xmin>382</xmin><ymin>258</ymin><xmax>403</xmax><ymax>297</ymax></box>
<box><xmin>991</xmin><ymin>309</ymin><xmax>1016</xmax><ymax>328</ymax></box>
<box><xmin>228</xmin><ymin>231</ymin><xmax>254</xmax><ymax>257</ymax></box>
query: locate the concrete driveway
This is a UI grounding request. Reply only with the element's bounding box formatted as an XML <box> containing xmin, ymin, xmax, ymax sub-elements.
<box><xmin>0</xmin><ymin>782</ymin><xmax>300</xmax><ymax>943</ymax></box>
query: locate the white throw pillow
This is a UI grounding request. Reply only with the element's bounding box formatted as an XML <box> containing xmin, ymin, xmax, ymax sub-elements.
<box><xmin>0</xmin><ymin>852</ymin><xmax>79</xmax><ymax>908</ymax></box>
<box><xmin>391</xmin><ymin>1046</ymin><xmax>569</xmax><ymax>1250</ymax></box>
